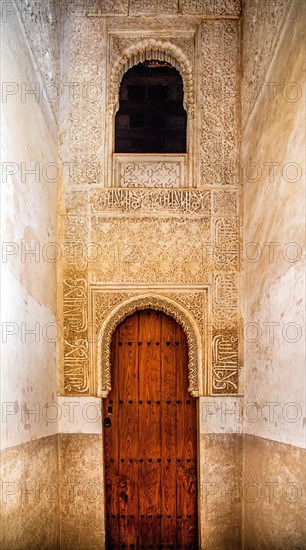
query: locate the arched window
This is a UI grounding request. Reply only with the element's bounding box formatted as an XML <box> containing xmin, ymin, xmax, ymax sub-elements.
<box><xmin>115</xmin><ymin>61</ymin><xmax>187</xmax><ymax>154</ymax></box>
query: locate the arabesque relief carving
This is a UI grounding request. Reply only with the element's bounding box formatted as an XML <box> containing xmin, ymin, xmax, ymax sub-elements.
<box><xmin>63</xmin><ymin>16</ymin><xmax>106</xmax><ymax>185</ymax></box>
<box><xmin>212</xmin><ymin>332</ymin><xmax>239</xmax><ymax>393</ymax></box>
<box><xmin>108</xmin><ymin>38</ymin><xmax>194</xmax><ymax>116</ymax></box>
<box><xmin>89</xmin><ymin>216</ymin><xmax>211</xmax><ymax>284</ymax></box>
<box><xmin>198</xmin><ymin>20</ymin><xmax>239</xmax><ymax>186</ymax></box>
<box><xmin>63</xmin><ymin>270</ymin><xmax>89</xmax><ymax>393</ymax></box>
<box><xmin>60</xmin><ymin>11</ymin><xmax>241</xmax><ymax>397</ymax></box>
<box><xmin>110</xmin><ymin>36</ymin><xmax>194</xmax><ymax>73</ymax></box>
<box><xmin>65</xmin><ymin>0</ymin><xmax>241</xmax><ymax>17</ymax></box>
<box><xmin>213</xmin><ymin>218</ymin><xmax>239</xmax><ymax>269</ymax></box>
<box><xmin>62</xmin><ymin>191</ymin><xmax>240</xmax><ymax>395</ymax></box>
<box><xmin>96</xmin><ymin>294</ymin><xmax>203</xmax><ymax>398</ymax></box>
<box><xmin>114</xmin><ymin>155</ymin><xmax>186</xmax><ymax>188</ymax></box>
<box><xmin>180</xmin><ymin>0</ymin><xmax>241</xmax><ymax>15</ymax></box>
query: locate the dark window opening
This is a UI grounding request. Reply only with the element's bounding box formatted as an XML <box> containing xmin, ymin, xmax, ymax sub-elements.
<box><xmin>127</xmin><ymin>85</ymin><xmax>146</xmax><ymax>100</ymax></box>
<box><xmin>148</xmin><ymin>85</ymin><xmax>168</xmax><ymax>101</ymax></box>
<box><xmin>129</xmin><ymin>112</ymin><xmax>146</xmax><ymax>128</ymax></box>
<box><xmin>115</xmin><ymin>62</ymin><xmax>187</xmax><ymax>154</ymax></box>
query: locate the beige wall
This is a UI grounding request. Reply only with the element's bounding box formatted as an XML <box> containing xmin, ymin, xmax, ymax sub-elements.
<box><xmin>242</xmin><ymin>0</ymin><xmax>306</xmax><ymax>546</ymax></box>
<box><xmin>1</xmin><ymin>0</ymin><xmax>59</xmax><ymax>450</ymax></box>
<box><xmin>0</xmin><ymin>436</ymin><xmax>59</xmax><ymax>550</ymax></box>
<box><xmin>242</xmin><ymin>0</ymin><xmax>305</xmax><ymax>447</ymax></box>
<box><xmin>1</xmin><ymin>4</ymin><xmax>59</xmax><ymax>548</ymax></box>
<box><xmin>59</xmin><ymin>434</ymin><xmax>104</xmax><ymax>550</ymax></box>
<box><xmin>200</xmin><ymin>434</ymin><xmax>243</xmax><ymax>549</ymax></box>
<box><xmin>243</xmin><ymin>436</ymin><xmax>306</xmax><ymax>549</ymax></box>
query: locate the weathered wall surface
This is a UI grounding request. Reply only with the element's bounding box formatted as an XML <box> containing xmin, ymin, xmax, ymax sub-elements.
<box><xmin>1</xmin><ymin>4</ymin><xmax>59</xmax><ymax>548</ymax></box>
<box><xmin>242</xmin><ymin>0</ymin><xmax>306</xmax><ymax>546</ymax></box>
<box><xmin>243</xmin><ymin>436</ymin><xmax>306</xmax><ymax>550</ymax></box>
<box><xmin>0</xmin><ymin>435</ymin><xmax>59</xmax><ymax>549</ymax></box>
<box><xmin>15</xmin><ymin>0</ymin><xmax>61</xmax><ymax>123</ymax></box>
<box><xmin>59</xmin><ymin>433</ymin><xmax>104</xmax><ymax>550</ymax></box>
<box><xmin>242</xmin><ymin>0</ymin><xmax>305</xmax><ymax>446</ymax></box>
<box><xmin>1</xmin><ymin>0</ymin><xmax>59</xmax><ymax>450</ymax></box>
<box><xmin>200</xmin><ymin>433</ymin><xmax>243</xmax><ymax>549</ymax></box>
<box><xmin>241</xmin><ymin>0</ymin><xmax>293</xmax><ymax>128</ymax></box>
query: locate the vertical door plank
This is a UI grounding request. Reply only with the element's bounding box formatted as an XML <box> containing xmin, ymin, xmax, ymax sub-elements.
<box><xmin>138</xmin><ymin>310</ymin><xmax>162</xmax><ymax>547</ymax></box>
<box><xmin>118</xmin><ymin>313</ymin><xmax>139</xmax><ymax>547</ymax></box>
<box><xmin>161</xmin><ymin>313</ymin><xmax>177</xmax><ymax>546</ymax></box>
<box><xmin>176</xmin><ymin>323</ymin><xmax>198</xmax><ymax>548</ymax></box>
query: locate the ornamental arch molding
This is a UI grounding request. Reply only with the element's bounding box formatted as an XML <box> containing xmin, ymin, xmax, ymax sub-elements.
<box><xmin>97</xmin><ymin>294</ymin><xmax>202</xmax><ymax>398</ymax></box>
<box><xmin>106</xmin><ymin>38</ymin><xmax>195</xmax><ymax>186</ymax></box>
<box><xmin>108</xmin><ymin>39</ymin><xmax>195</xmax><ymax>117</ymax></box>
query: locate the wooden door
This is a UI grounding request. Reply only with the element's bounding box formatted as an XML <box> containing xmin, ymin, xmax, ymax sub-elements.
<box><xmin>103</xmin><ymin>309</ymin><xmax>198</xmax><ymax>549</ymax></box>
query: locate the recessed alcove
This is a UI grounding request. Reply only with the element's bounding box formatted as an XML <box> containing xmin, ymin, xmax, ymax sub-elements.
<box><xmin>115</xmin><ymin>61</ymin><xmax>187</xmax><ymax>154</ymax></box>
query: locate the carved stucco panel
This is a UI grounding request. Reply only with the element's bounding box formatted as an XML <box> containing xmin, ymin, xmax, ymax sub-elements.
<box><xmin>213</xmin><ymin>189</ymin><xmax>238</xmax><ymax>216</ymax></box>
<box><xmin>212</xmin><ymin>329</ymin><xmax>239</xmax><ymax>393</ymax></box>
<box><xmin>89</xmin><ymin>189</ymin><xmax>212</xmax><ymax>215</ymax></box>
<box><xmin>213</xmin><ymin>271</ymin><xmax>239</xmax><ymax>324</ymax></box>
<box><xmin>198</xmin><ymin>20</ymin><xmax>239</xmax><ymax>186</ymax></box>
<box><xmin>95</xmin><ymin>293</ymin><xmax>203</xmax><ymax>397</ymax></box>
<box><xmin>64</xmin><ymin>206</ymin><xmax>89</xmax><ymax>270</ymax></box>
<box><xmin>107</xmin><ymin>15</ymin><xmax>202</xmax><ymax>31</ymax></box>
<box><xmin>213</xmin><ymin>217</ymin><xmax>239</xmax><ymax>270</ymax></box>
<box><xmin>64</xmin><ymin>17</ymin><xmax>106</xmax><ymax>185</ymax></box>
<box><xmin>65</xmin><ymin>0</ymin><xmax>241</xmax><ymax>17</ymax></box>
<box><xmin>110</xmin><ymin>35</ymin><xmax>194</xmax><ymax>73</ymax></box>
<box><xmin>107</xmin><ymin>38</ymin><xmax>194</xmax><ymax>118</ymax></box>
<box><xmin>129</xmin><ymin>0</ymin><xmax>179</xmax><ymax>14</ymax></box>
<box><xmin>65</xmin><ymin>0</ymin><xmax>129</xmax><ymax>16</ymax></box>
<box><xmin>114</xmin><ymin>154</ymin><xmax>186</xmax><ymax>188</ymax></box>
<box><xmin>60</xmin><ymin>12</ymin><xmax>241</xmax><ymax>396</ymax></box>
<box><xmin>63</xmin><ymin>269</ymin><xmax>89</xmax><ymax>394</ymax></box>
<box><xmin>180</xmin><ymin>0</ymin><xmax>241</xmax><ymax>15</ymax></box>
<box><xmin>89</xmin><ymin>216</ymin><xmax>211</xmax><ymax>284</ymax></box>
<box><xmin>118</xmin><ymin>162</ymin><xmax>181</xmax><ymax>188</ymax></box>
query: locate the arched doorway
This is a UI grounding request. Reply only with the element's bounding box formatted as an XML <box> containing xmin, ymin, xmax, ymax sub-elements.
<box><xmin>103</xmin><ymin>308</ymin><xmax>198</xmax><ymax>548</ymax></box>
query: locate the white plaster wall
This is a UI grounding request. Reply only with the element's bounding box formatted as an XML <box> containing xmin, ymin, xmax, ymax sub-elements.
<box><xmin>1</xmin><ymin>269</ymin><xmax>59</xmax><ymax>448</ymax></box>
<box><xmin>243</xmin><ymin>259</ymin><xmax>305</xmax><ymax>447</ymax></box>
<box><xmin>57</xmin><ymin>396</ymin><xmax>102</xmax><ymax>434</ymax></box>
<box><xmin>1</xmin><ymin>8</ymin><xmax>59</xmax><ymax>449</ymax></box>
<box><xmin>200</xmin><ymin>397</ymin><xmax>243</xmax><ymax>434</ymax></box>
<box><xmin>242</xmin><ymin>0</ymin><xmax>305</xmax><ymax>448</ymax></box>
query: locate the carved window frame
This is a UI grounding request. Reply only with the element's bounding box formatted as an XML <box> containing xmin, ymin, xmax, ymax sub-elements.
<box><xmin>105</xmin><ymin>38</ymin><xmax>195</xmax><ymax>187</ymax></box>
